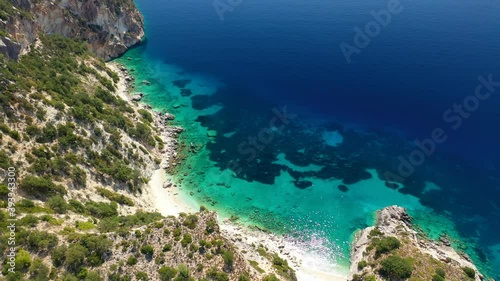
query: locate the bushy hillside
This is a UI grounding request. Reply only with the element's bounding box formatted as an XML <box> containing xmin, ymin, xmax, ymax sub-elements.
<box><xmin>0</xmin><ymin>4</ymin><xmax>296</xmax><ymax>280</ymax></box>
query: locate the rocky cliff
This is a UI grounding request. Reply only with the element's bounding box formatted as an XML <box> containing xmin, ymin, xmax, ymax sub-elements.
<box><xmin>350</xmin><ymin>206</ymin><xmax>486</xmax><ymax>281</ymax></box>
<box><xmin>0</xmin><ymin>0</ymin><xmax>144</xmax><ymax>60</ymax></box>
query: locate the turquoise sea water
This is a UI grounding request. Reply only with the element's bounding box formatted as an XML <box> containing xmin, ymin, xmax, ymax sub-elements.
<box><xmin>116</xmin><ymin>48</ymin><xmax>497</xmax><ymax>277</ymax></box>
<box><xmin>116</xmin><ymin>0</ymin><xmax>500</xmax><ymax>278</ymax></box>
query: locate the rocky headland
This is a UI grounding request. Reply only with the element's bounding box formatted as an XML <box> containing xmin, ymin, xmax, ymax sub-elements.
<box><xmin>350</xmin><ymin>206</ymin><xmax>486</xmax><ymax>281</ymax></box>
<box><xmin>0</xmin><ymin>0</ymin><xmax>144</xmax><ymax>60</ymax></box>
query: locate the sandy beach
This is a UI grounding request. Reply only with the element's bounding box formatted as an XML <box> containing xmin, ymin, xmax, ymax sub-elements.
<box><xmin>144</xmin><ymin>169</ymin><xmax>198</xmax><ymax>216</ymax></box>
<box><xmin>220</xmin><ymin>221</ymin><xmax>348</xmax><ymax>281</ymax></box>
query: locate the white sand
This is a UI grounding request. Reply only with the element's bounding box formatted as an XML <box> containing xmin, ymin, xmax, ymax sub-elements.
<box><xmin>220</xmin><ymin>221</ymin><xmax>348</xmax><ymax>281</ymax></box>
<box><xmin>144</xmin><ymin>169</ymin><xmax>198</xmax><ymax>217</ymax></box>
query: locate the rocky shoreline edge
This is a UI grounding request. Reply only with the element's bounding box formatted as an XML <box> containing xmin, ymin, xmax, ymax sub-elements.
<box><xmin>351</xmin><ymin>206</ymin><xmax>488</xmax><ymax>281</ymax></box>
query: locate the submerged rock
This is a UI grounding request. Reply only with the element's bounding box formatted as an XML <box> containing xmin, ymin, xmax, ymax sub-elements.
<box><xmin>294</xmin><ymin>180</ymin><xmax>313</xmax><ymax>189</ymax></box>
<box><xmin>172</xmin><ymin>79</ymin><xmax>191</xmax><ymax>88</ymax></box>
<box><xmin>164</xmin><ymin>113</ymin><xmax>176</xmax><ymax>120</ymax></box>
<box><xmin>337</xmin><ymin>184</ymin><xmax>349</xmax><ymax>192</ymax></box>
<box><xmin>385</xmin><ymin>181</ymin><xmax>399</xmax><ymax>189</ymax></box>
<box><xmin>207</xmin><ymin>130</ymin><xmax>218</xmax><ymax>137</ymax></box>
<box><xmin>170</xmin><ymin>126</ymin><xmax>184</xmax><ymax>134</ymax></box>
<box><xmin>180</xmin><ymin>88</ymin><xmax>192</xmax><ymax>97</ymax></box>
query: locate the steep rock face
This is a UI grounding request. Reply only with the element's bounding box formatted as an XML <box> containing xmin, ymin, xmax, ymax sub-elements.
<box><xmin>350</xmin><ymin>206</ymin><xmax>486</xmax><ymax>281</ymax></box>
<box><xmin>2</xmin><ymin>0</ymin><xmax>144</xmax><ymax>60</ymax></box>
<box><xmin>0</xmin><ymin>36</ymin><xmax>21</xmax><ymax>60</ymax></box>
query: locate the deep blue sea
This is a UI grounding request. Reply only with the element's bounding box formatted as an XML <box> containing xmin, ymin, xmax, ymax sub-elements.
<box><xmin>120</xmin><ymin>0</ymin><xmax>500</xmax><ymax>278</ymax></box>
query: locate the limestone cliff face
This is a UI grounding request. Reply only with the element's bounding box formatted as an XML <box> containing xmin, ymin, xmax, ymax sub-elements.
<box><xmin>350</xmin><ymin>206</ymin><xmax>486</xmax><ymax>281</ymax></box>
<box><xmin>1</xmin><ymin>0</ymin><xmax>144</xmax><ymax>60</ymax></box>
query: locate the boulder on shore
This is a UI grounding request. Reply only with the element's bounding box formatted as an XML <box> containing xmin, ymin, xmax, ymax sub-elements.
<box><xmin>131</xmin><ymin>92</ymin><xmax>143</xmax><ymax>102</ymax></box>
<box><xmin>164</xmin><ymin>113</ymin><xmax>176</xmax><ymax>120</ymax></box>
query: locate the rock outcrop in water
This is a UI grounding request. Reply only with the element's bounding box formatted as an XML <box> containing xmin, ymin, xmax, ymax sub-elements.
<box><xmin>1</xmin><ymin>0</ymin><xmax>144</xmax><ymax>60</ymax></box>
<box><xmin>350</xmin><ymin>206</ymin><xmax>486</xmax><ymax>281</ymax></box>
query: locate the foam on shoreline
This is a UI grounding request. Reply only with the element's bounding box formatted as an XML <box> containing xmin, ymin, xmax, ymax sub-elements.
<box><xmin>220</xmin><ymin>220</ymin><xmax>349</xmax><ymax>281</ymax></box>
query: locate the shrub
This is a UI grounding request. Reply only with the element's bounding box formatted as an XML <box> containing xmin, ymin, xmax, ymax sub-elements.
<box><xmin>126</xmin><ymin>256</ymin><xmax>138</xmax><ymax>266</ymax></box>
<box><xmin>162</xmin><ymin>244</ymin><xmax>172</xmax><ymax>252</ymax></box>
<box><xmin>373</xmin><ymin>236</ymin><xmax>401</xmax><ymax>256</ymax></box>
<box><xmin>141</xmin><ymin>245</ymin><xmax>154</xmax><ymax>256</ymax></box>
<box><xmin>135</xmin><ymin>272</ymin><xmax>148</xmax><ymax>281</ymax></box>
<box><xmin>380</xmin><ymin>255</ymin><xmax>413</xmax><ymax>279</ymax></box>
<box><xmin>173</xmin><ymin>227</ymin><xmax>182</xmax><ymax>238</ymax></box>
<box><xmin>206</xmin><ymin>219</ymin><xmax>217</xmax><ymax>234</ymax></box>
<box><xmin>26</xmin><ymin>125</ymin><xmax>41</xmax><ymax>137</ymax></box>
<box><xmin>52</xmin><ymin>246</ymin><xmax>67</xmax><ymax>267</ymax></box>
<box><xmin>183</xmin><ymin>214</ymin><xmax>198</xmax><ymax>229</ymax></box>
<box><xmin>158</xmin><ymin>266</ymin><xmax>177</xmax><ymax>281</ymax></box>
<box><xmin>19</xmin><ymin>214</ymin><xmax>39</xmax><ymax>226</ymax></box>
<box><xmin>15</xmin><ymin>250</ymin><xmax>31</xmax><ymax>270</ymax></box>
<box><xmin>8</xmin><ymin>129</ymin><xmax>20</xmax><ymax>141</ymax></box>
<box><xmin>238</xmin><ymin>273</ymin><xmax>251</xmax><ymax>281</ymax></box>
<box><xmin>84</xmin><ymin>271</ymin><xmax>102</xmax><ymax>281</ymax></box>
<box><xmin>79</xmin><ymin>235</ymin><xmax>112</xmax><ymax>266</ymax></box>
<box><xmin>462</xmin><ymin>267</ymin><xmax>475</xmax><ymax>279</ymax></box>
<box><xmin>432</xmin><ymin>274</ymin><xmax>445</xmax><ymax>281</ymax></box>
<box><xmin>68</xmin><ymin>199</ymin><xmax>86</xmax><ymax>214</ymax></box>
<box><xmin>76</xmin><ymin>221</ymin><xmax>95</xmax><ymax>231</ymax></box>
<box><xmin>358</xmin><ymin>260</ymin><xmax>368</xmax><ymax>270</ymax></box>
<box><xmin>176</xmin><ymin>264</ymin><xmax>190</xmax><ymax>280</ymax></box>
<box><xmin>29</xmin><ymin>258</ymin><xmax>50</xmax><ymax>281</ymax></box>
<box><xmin>95</xmin><ymin>187</ymin><xmax>134</xmax><ymax>206</ymax></box>
<box><xmin>27</xmin><ymin>231</ymin><xmax>58</xmax><ymax>252</ymax></box>
<box><xmin>352</xmin><ymin>274</ymin><xmax>363</xmax><ymax>281</ymax></box>
<box><xmin>364</xmin><ymin>275</ymin><xmax>376</xmax><ymax>281</ymax></box>
<box><xmin>436</xmin><ymin>268</ymin><xmax>446</xmax><ymax>278</ymax></box>
<box><xmin>85</xmin><ymin>201</ymin><xmax>118</xmax><ymax>218</ymax></box>
<box><xmin>206</xmin><ymin>267</ymin><xmax>229</xmax><ymax>281</ymax></box>
<box><xmin>65</xmin><ymin>244</ymin><xmax>87</xmax><ymax>272</ymax></box>
<box><xmin>138</xmin><ymin>109</ymin><xmax>153</xmax><ymax>123</ymax></box>
<box><xmin>0</xmin><ymin>149</ymin><xmax>12</xmax><ymax>169</ymax></box>
<box><xmin>19</xmin><ymin>175</ymin><xmax>65</xmax><ymax>198</ymax></box>
<box><xmin>71</xmin><ymin>167</ymin><xmax>87</xmax><ymax>188</ymax></box>
<box><xmin>37</xmin><ymin>124</ymin><xmax>57</xmax><ymax>143</ymax></box>
<box><xmin>98</xmin><ymin>211</ymin><xmax>163</xmax><ymax>232</ymax></box>
<box><xmin>47</xmin><ymin>195</ymin><xmax>68</xmax><ymax>213</ymax></box>
<box><xmin>181</xmin><ymin>234</ymin><xmax>193</xmax><ymax>247</ymax></box>
<box><xmin>223</xmin><ymin>250</ymin><xmax>235</xmax><ymax>271</ymax></box>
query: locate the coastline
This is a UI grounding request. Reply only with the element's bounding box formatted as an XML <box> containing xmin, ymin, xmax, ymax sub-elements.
<box><xmin>108</xmin><ymin>60</ymin><xmax>350</xmax><ymax>281</ymax></box>
<box><xmin>144</xmin><ymin>169</ymin><xmax>199</xmax><ymax>216</ymax></box>
<box><xmin>220</xmin><ymin>220</ymin><xmax>349</xmax><ymax>281</ymax></box>
<box><xmin>108</xmin><ymin>62</ymin><xmax>199</xmax><ymax>217</ymax></box>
